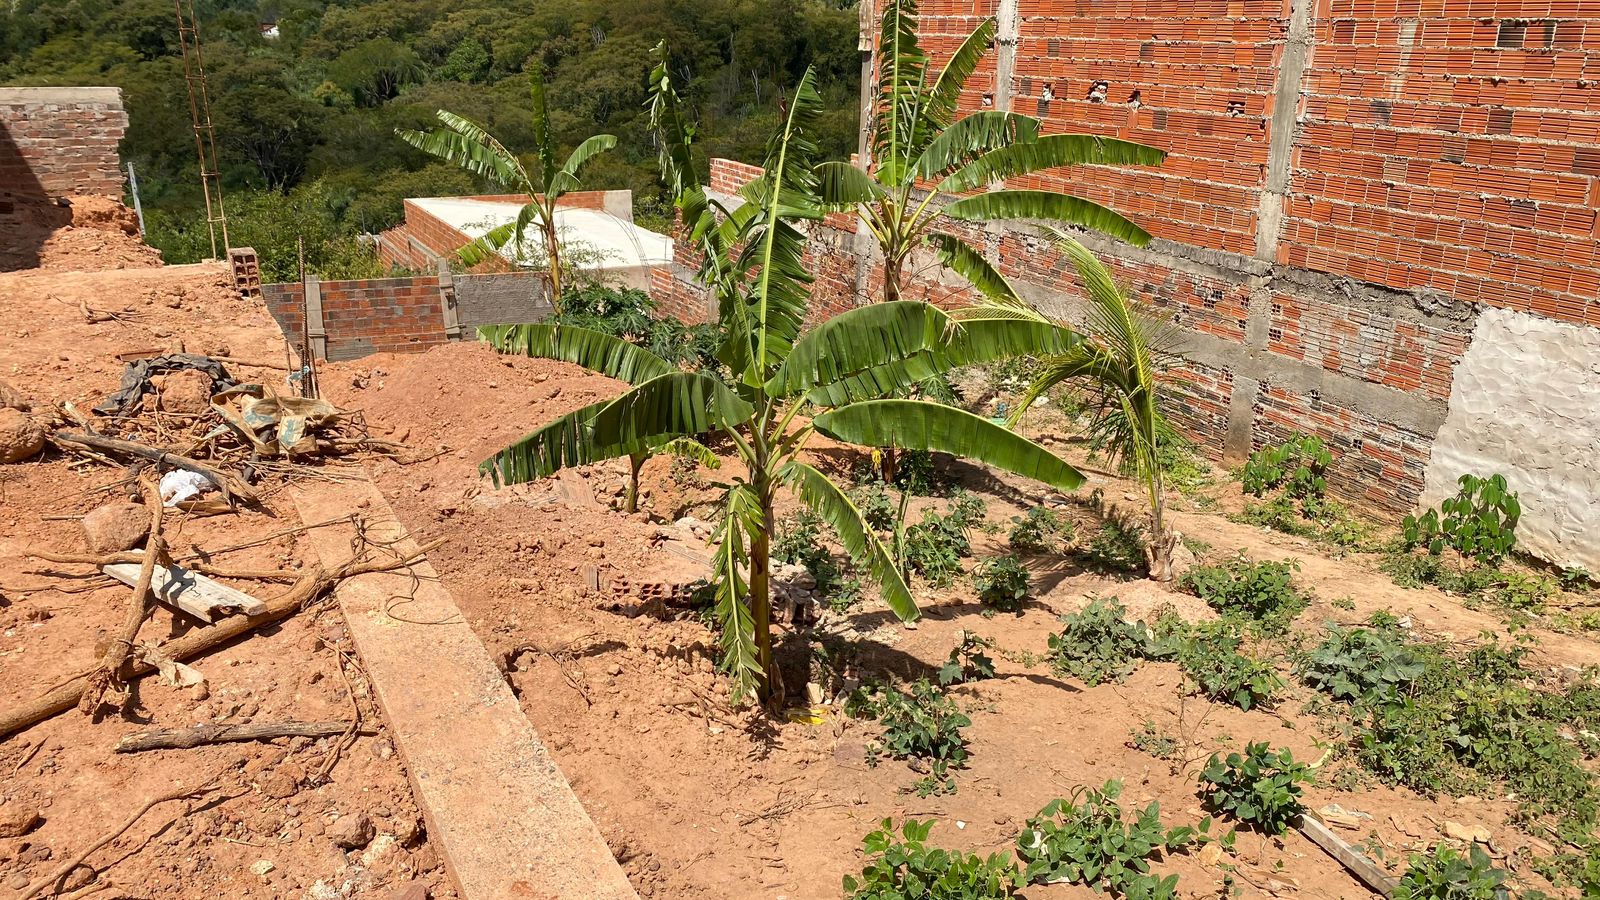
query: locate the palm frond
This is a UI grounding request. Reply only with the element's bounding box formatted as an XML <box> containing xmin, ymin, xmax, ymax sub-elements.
<box><xmin>529</xmin><ymin>67</ymin><xmax>557</xmax><ymax>188</ymax></box>
<box><xmin>779</xmin><ymin>461</ymin><xmax>918</xmax><ymax>622</ymax></box>
<box><xmin>925</xmin><ymin>232</ymin><xmax>1026</xmax><ymax>308</ymax></box>
<box><xmin>765</xmin><ymin>300</ymin><xmax>951</xmax><ymax>400</ymax></box>
<box><xmin>922</xmin><ymin>17</ymin><xmax>998</xmax><ymax>134</ymax></box>
<box><xmin>939</xmin><ymin>134</ymin><xmax>1166</xmax><ymax>194</ymax></box>
<box><xmin>874</xmin><ymin>0</ymin><xmax>929</xmax><ymax>182</ymax></box>
<box><xmin>478</xmin><ymin>323</ymin><xmax>676</xmax><ymax>384</ymax></box>
<box><xmin>712</xmin><ymin>485</ymin><xmax>764</xmax><ymax>702</ymax></box>
<box><xmin>911</xmin><ymin>110</ymin><xmax>1040</xmax><ymax>184</ymax></box>
<box><xmin>815</xmin><ymin>161</ymin><xmax>887</xmax><ymax>206</ymax></box>
<box><xmin>397</xmin><ymin>111</ymin><xmax>531</xmax><ymax>191</ymax></box>
<box><xmin>944</xmin><ymin>190</ymin><xmax>1154</xmax><ymax>246</ymax></box>
<box><xmin>549</xmin><ymin>134</ymin><xmax>619</xmax><ymax>196</ymax></box>
<box><xmin>814</xmin><ymin>399</ymin><xmax>1085</xmax><ymax>490</ymax></box>
<box><xmin>655</xmin><ymin>436</ymin><xmax>721</xmax><ymax>469</ymax></box>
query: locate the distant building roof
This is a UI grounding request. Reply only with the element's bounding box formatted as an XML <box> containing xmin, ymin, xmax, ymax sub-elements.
<box><xmin>407</xmin><ymin>197</ymin><xmax>670</xmax><ymax>271</ymax></box>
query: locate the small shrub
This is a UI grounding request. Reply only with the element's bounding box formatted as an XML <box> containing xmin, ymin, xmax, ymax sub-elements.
<box><xmin>848</xmin><ymin>679</ymin><xmax>972</xmax><ymax>788</ymax></box>
<box><xmin>949</xmin><ymin>490</ymin><xmax>991</xmax><ymax>531</ymax></box>
<box><xmin>1198</xmin><ymin>742</ymin><xmax>1311</xmax><ymax>835</ymax></box>
<box><xmin>1016</xmin><ymin>781</ymin><xmax>1214</xmax><ymax>897</ymax></box>
<box><xmin>1299</xmin><ymin>624</ymin><xmax>1425</xmax><ymax>704</ymax></box>
<box><xmin>1129</xmin><ymin>721</ymin><xmax>1178</xmax><ymax>760</ymax></box>
<box><xmin>853</xmin><ymin>480</ymin><xmax>898</xmax><ymax>532</ymax></box>
<box><xmin>893</xmin><ymin>449</ymin><xmax>941</xmax><ymax>495</ymax></box>
<box><xmin>1047</xmin><ymin>596</ymin><xmax>1158</xmax><ymax>686</ymax></box>
<box><xmin>844</xmin><ymin>818</ymin><xmax>1020</xmax><ymax>900</ymax></box>
<box><xmin>974</xmin><ymin>555</ymin><xmax>1030</xmax><ymax>613</ymax></box>
<box><xmin>903</xmin><ymin>511</ymin><xmax>967</xmax><ymax>586</ymax></box>
<box><xmin>774</xmin><ymin>508</ymin><xmax>841</xmax><ymax>592</ymax></box>
<box><xmin>1008</xmin><ymin>506</ymin><xmax>1071</xmax><ymax>553</ymax></box>
<box><xmin>1241</xmin><ymin>433</ymin><xmax>1331</xmax><ymax>500</ymax></box>
<box><xmin>1082</xmin><ymin>520</ymin><xmax>1146</xmax><ymax>574</ymax></box>
<box><xmin>1403</xmin><ymin>473</ymin><xmax>1520</xmax><ymax>565</ymax></box>
<box><xmin>939</xmin><ymin>632</ymin><xmax>997</xmax><ymax>686</ymax></box>
<box><xmin>1180</xmin><ymin>558</ymin><xmax>1308</xmax><ymax>632</ymax></box>
<box><xmin>824</xmin><ymin>575</ymin><xmax>866</xmax><ymax>614</ymax></box>
<box><xmin>1172</xmin><ymin>619</ymin><xmax>1284</xmax><ymax>711</ymax></box>
<box><xmin>1392</xmin><ymin>844</ymin><xmax>1510</xmax><ymax>900</ymax></box>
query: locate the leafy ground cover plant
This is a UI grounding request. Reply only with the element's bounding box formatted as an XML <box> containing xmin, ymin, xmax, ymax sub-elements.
<box><xmin>1298</xmin><ymin>622</ymin><xmax>1424</xmax><ymax>704</ymax></box>
<box><xmin>1008</xmin><ymin>506</ymin><xmax>1071</xmax><ymax>552</ymax></box>
<box><xmin>775</xmin><ymin>508</ymin><xmax>845</xmax><ymax>593</ymax></box>
<box><xmin>1168</xmin><ymin>619</ymin><xmax>1284</xmax><ymax>711</ymax></box>
<box><xmin>853</xmin><ymin>480</ymin><xmax>899</xmax><ymax>532</ymax></box>
<box><xmin>974</xmin><ymin>555</ymin><xmax>1029</xmax><ymax>613</ymax></box>
<box><xmin>939</xmin><ymin>632</ymin><xmax>998</xmax><ymax>686</ymax></box>
<box><xmin>844</xmin><ymin>819</ymin><xmax>1020</xmax><ymax>899</ymax></box>
<box><xmin>1403</xmin><ymin>473</ymin><xmax>1520</xmax><ymax>565</ymax></box>
<box><xmin>1047</xmin><ymin>596</ymin><xmax>1158</xmax><ymax>686</ymax></box>
<box><xmin>1198</xmin><ymin>742</ymin><xmax>1311</xmax><ymax>834</ymax></box>
<box><xmin>1309</xmin><ymin>624</ymin><xmax>1600</xmax><ymax>840</ymax></box>
<box><xmin>1128</xmin><ymin>721</ymin><xmax>1178</xmax><ymax>760</ymax></box>
<box><xmin>1392</xmin><ymin>844</ymin><xmax>1511</xmax><ymax>900</ymax></box>
<box><xmin>901</xmin><ymin>492</ymin><xmax>991</xmax><ymax>586</ymax></box>
<box><xmin>1241</xmin><ymin>433</ymin><xmax>1331</xmax><ymax>501</ymax></box>
<box><xmin>1016</xmin><ymin>781</ymin><xmax>1218</xmax><ymax>898</ymax></box>
<box><xmin>849</xmin><ymin>679</ymin><xmax>972</xmax><ymax>793</ymax></box>
<box><xmin>1180</xmin><ymin>558</ymin><xmax>1308</xmax><ymax>633</ymax></box>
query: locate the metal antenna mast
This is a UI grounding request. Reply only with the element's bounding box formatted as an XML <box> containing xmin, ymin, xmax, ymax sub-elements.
<box><xmin>175</xmin><ymin>0</ymin><xmax>229</xmax><ymax>258</ymax></box>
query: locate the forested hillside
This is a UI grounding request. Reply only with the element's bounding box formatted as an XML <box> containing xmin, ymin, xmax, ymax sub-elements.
<box><xmin>0</xmin><ymin>0</ymin><xmax>861</xmax><ymax>278</ymax></box>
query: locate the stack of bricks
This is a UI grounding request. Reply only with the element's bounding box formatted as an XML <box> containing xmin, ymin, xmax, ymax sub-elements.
<box><xmin>659</xmin><ymin>0</ymin><xmax>1600</xmax><ymax>516</ymax></box>
<box><xmin>228</xmin><ymin>247</ymin><xmax>262</xmax><ymax>300</ymax></box>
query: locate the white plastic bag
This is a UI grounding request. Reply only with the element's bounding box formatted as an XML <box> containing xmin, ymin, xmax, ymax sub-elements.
<box><xmin>159</xmin><ymin>469</ymin><xmax>217</xmax><ymax>507</ymax></box>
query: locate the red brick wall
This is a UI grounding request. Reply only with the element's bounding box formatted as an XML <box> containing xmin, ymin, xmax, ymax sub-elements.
<box><xmin>0</xmin><ymin>87</ymin><xmax>127</xmax><ymax>203</ymax></box>
<box><xmin>263</xmin><ymin>276</ymin><xmax>447</xmax><ymax>360</ymax></box>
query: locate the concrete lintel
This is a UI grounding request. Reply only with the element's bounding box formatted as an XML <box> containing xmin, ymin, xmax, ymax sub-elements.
<box><xmin>291</xmin><ymin>482</ymin><xmax>638</xmax><ymax>900</ymax></box>
<box><xmin>1254</xmin><ymin>0</ymin><xmax>1315</xmax><ymax>264</ymax></box>
<box><xmin>0</xmin><ymin>86</ymin><xmax>123</xmax><ymax>106</ymax></box>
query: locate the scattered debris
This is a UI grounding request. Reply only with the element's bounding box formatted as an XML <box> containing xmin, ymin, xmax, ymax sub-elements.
<box><xmin>81</xmin><ymin>502</ymin><xmax>150</xmax><ymax>553</ymax></box>
<box><xmin>114</xmin><ymin>720</ymin><xmax>366</xmax><ymax>753</ymax></box>
<box><xmin>92</xmin><ymin>352</ymin><xmax>235</xmax><ymax>417</ymax></box>
<box><xmin>1298</xmin><ymin>812</ymin><xmax>1398</xmax><ymax>897</ymax></box>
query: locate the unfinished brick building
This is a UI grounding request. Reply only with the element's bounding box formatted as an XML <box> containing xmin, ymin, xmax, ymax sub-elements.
<box><xmin>656</xmin><ymin>0</ymin><xmax>1600</xmax><ymax>572</ymax></box>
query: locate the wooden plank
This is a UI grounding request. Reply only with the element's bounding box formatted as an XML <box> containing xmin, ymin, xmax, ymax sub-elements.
<box><xmin>1298</xmin><ymin>813</ymin><xmax>1398</xmax><ymax>896</ymax></box>
<box><xmin>291</xmin><ymin>481</ymin><xmax>637</xmax><ymax>900</ymax></box>
<box><xmin>102</xmin><ymin>559</ymin><xmax>268</xmax><ymax>623</ymax></box>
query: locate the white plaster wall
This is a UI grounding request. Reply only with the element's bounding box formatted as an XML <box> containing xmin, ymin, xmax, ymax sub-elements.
<box><xmin>1420</xmin><ymin>307</ymin><xmax>1600</xmax><ymax>572</ymax></box>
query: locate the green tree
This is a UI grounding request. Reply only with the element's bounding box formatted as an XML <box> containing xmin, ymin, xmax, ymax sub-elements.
<box><xmin>475</xmin><ymin>48</ymin><xmax>1091</xmax><ymax>704</ymax></box>
<box><xmin>819</xmin><ymin>0</ymin><xmax>1165</xmax><ymax>304</ymax></box>
<box><xmin>1008</xmin><ymin>231</ymin><xmax>1184</xmax><ymax>580</ymax></box>
<box><xmin>396</xmin><ymin>67</ymin><xmax>616</xmax><ymax>304</ymax></box>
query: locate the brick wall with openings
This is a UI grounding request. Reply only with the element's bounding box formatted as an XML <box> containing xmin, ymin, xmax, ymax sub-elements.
<box><xmin>658</xmin><ymin>0</ymin><xmax>1600</xmax><ymax>523</ymax></box>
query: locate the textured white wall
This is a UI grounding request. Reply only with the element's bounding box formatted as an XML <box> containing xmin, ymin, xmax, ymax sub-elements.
<box><xmin>1421</xmin><ymin>308</ymin><xmax>1600</xmax><ymax>573</ymax></box>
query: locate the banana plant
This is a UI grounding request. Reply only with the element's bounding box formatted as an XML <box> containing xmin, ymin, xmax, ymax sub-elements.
<box><xmin>396</xmin><ymin>67</ymin><xmax>616</xmax><ymax>307</ymax></box>
<box><xmin>821</xmin><ymin>0</ymin><xmax>1166</xmax><ymax>306</ymax></box>
<box><xmin>474</xmin><ymin>48</ymin><xmax>1093</xmax><ymax>705</ymax></box>
<box><xmin>1007</xmin><ymin>228</ymin><xmax>1186</xmax><ymax>581</ymax></box>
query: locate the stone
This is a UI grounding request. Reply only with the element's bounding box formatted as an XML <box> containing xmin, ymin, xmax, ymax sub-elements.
<box><xmin>81</xmin><ymin>501</ymin><xmax>150</xmax><ymax>553</ymax></box>
<box><xmin>1443</xmin><ymin>821</ymin><xmax>1491</xmax><ymax>843</ymax></box>
<box><xmin>386</xmin><ymin>880</ymin><xmax>430</xmax><ymax>900</ymax></box>
<box><xmin>0</xmin><ymin>805</ymin><xmax>42</xmax><ymax>838</ymax></box>
<box><xmin>249</xmin><ymin>859</ymin><xmax>275</xmax><ymax>877</ymax></box>
<box><xmin>0</xmin><ymin>408</ymin><xmax>45</xmax><ymax>463</ymax></box>
<box><xmin>155</xmin><ymin>368</ymin><xmax>214</xmax><ymax>414</ymax></box>
<box><xmin>329</xmin><ymin>812</ymin><xmax>375</xmax><ymax>850</ymax></box>
<box><xmin>60</xmin><ymin>865</ymin><xmax>95</xmax><ymax>892</ymax></box>
<box><xmin>0</xmin><ymin>378</ymin><xmax>29</xmax><ymax>411</ymax></box>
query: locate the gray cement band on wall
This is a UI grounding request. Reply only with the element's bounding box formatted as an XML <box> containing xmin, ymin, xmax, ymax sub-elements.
<box><xmin>455</xmin><ymin>272</ymin><xmax>553</xmax><ymax>331</ymax></box>
<box><xmin>1421</xmin><ymin>308</ymin><xmax>1600</xmax><ymax>574</ymax></box>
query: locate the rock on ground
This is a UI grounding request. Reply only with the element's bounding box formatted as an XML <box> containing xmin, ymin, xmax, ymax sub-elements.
<box><xmin>0</xmin><ymin>407</ymin><xmax>45</xmax><ymax>463</ymax></box>
<box><xmin>82</xmin><ymin>501</ymin><xmax>151</xmax><ymax>553</ymax></box>
<box><xmin>155</xmin><ymin>368</ymin><xmax>215</xmax><ymax>414</ymax></box>
<box><xmin>329</xmin><ymin>812</ymin><xmax>375</xmax><ymax>850</ymax></box>
<box><xmin>0</xmin><ymin>378</ymin><xmax>29</xmax><ymax>411</ymax></box>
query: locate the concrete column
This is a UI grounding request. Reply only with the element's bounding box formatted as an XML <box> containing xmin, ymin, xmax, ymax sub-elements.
<box><xmin>437</xmin><ymin>261</ymin><xmax>462</xmax><ymax>341</ymax></box>
<box><xmin>302</xmin><ymin>274</ymin><xmax>328</xmax><ymax>361</ymax></box>
<box><xmin>1253</xmin><ymin>0</ymin><xmax>1315</xmax><ymax>266</ymax></box>
<box><xmin>994</xmin><ymin>0</ymin><xmax>1021</xmax><ymax>114</ymax></box>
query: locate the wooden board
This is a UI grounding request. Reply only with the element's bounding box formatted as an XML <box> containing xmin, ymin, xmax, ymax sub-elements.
<box><xmin>102</xmin><ymin>559</ymin><xmax>268</xmax><ymax>623</ymax></box>
<box><xmin>1298</xmin><ymin>813</ymin><xmax>1398</xmax><ymax>896</ymax></box>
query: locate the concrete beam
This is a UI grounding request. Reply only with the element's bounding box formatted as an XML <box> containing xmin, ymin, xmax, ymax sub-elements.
<box><xmin>1253</xmin><ymin>0</ymin><xmax>1315</xmax><ymax>265</ymax></box>
<box><xmin>292</xmin><ymin>482</ymin><xmax>638</xmax><ymax>900</ymax></box>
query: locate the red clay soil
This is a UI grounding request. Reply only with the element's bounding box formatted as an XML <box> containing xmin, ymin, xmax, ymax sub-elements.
<box><xmin>0</xmin><ymin>241</ymin><xmax>454</xmax><ymax>898</ymax></box>
<box><xmin>0</xmin><ymin>195</ymin><xmax>163</xmax><ymax>274</ymax></box>
<box><xmin>323</xmin><ymin>340</ymin><xmax>1600</xmax><ymax>900</ymax></box>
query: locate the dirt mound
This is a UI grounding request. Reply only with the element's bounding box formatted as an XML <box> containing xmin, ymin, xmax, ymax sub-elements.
<box><xmin>0</xmin><ymin>195</ymin><xmax>162</xmax><ymax>273</ymax></box>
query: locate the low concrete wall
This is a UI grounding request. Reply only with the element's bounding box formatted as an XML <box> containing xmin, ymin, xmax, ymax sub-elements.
<box><xmin>1421</xmin><ymin>308</ymin><xmax>1600</xmax><ymax>573</ymax></box>
<box><xmin>455</xmin><ymin>272</ymin><xmax>553</xmax><ymax>331</ymax></box>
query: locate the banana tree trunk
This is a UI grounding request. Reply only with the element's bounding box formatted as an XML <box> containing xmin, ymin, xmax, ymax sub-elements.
<box><xmin>542</xmin><ymin>204</ymin><xmax>563</xmax><ymax>308</ymax></box>
<box><xmin>625</xmin><ymin>450</ymin><xmax>646</xmax><ymax>514</ymax></box>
